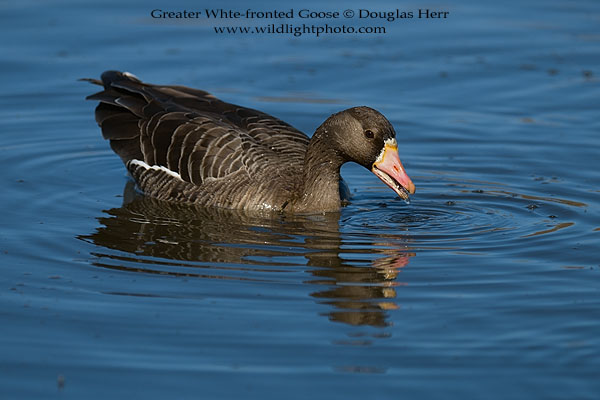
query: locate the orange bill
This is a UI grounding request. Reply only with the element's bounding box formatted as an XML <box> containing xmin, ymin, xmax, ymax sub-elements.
<box><xmin>372</xmin><ymin>140</ymin><xmax>415</xmax><ymax>201</ymax></box>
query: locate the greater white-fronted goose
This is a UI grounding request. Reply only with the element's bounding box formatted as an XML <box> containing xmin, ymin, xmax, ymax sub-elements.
<box><xmin>83</xmin><ymin>71</ymin><xmax>415</xmax><ymax>213</ymax></box>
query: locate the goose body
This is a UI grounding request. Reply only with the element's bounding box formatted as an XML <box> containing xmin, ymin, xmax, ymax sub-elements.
<box><xmin>84</xmin><ymin>71</ymin><xmax>415</xmax><ymax>213</ymax></box>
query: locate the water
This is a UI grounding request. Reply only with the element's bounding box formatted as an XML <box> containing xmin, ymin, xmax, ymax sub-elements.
<box><xmin>1</xmin><ymin>0</ymin><xmax>599</xmax><ymax>398</ymax></box>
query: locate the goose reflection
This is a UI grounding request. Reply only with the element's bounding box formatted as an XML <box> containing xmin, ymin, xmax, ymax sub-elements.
<box><xmin>79</xmin><ymin>182</ymin><xmax>415</xmax><ymax>326</ymax></box>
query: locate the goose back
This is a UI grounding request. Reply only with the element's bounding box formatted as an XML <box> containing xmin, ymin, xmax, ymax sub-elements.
<box><xmin>87</xmin><ymin>71</ymin><xmax>311</xmax><ymax>210</ymax></box>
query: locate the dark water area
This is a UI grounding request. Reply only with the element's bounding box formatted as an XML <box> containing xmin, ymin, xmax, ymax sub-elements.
<box><xmin>1</xmin><ymin>0</ymin><xmax>599</xmax><ymax>398</ymax></box>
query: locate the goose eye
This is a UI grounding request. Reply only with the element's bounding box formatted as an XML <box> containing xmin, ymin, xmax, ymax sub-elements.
<box><xmin>364</xmin><ymin>129</ymin><xmax>375</xmax><ymax>139</ymax></box>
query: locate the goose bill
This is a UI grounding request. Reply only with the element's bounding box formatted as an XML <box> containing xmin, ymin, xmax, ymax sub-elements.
<box><xmin>372</xmin><ymin>142</ymin><xmax>415</xmax><ymax>200</ymax></box>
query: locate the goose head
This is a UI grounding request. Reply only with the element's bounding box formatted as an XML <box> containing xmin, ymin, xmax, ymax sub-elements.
<box><xmin>318</xmin><ymin>106</ymin><xmax>416</xmax><ymax>201</ymax></box>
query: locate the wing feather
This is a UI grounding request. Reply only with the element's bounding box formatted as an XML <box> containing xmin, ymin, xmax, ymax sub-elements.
<box><xmin>85</xmin><ymin>70</ymin><xmax>309</xmax><ymax>202</ymax></box>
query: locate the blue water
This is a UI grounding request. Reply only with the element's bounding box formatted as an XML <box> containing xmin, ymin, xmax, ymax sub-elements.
<box><xmin>1</xmin><ymin>0</ymin><xmax>599</xmax><ymax>398</ymax></box>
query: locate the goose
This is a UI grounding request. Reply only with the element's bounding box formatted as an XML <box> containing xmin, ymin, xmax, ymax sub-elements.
<box><xmin>83</xmin><ymin>71</ymin><xmax>415</xmax><ymax>213</ymax></box>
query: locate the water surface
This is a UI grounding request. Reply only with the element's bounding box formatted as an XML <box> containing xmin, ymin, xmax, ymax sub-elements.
<box><xmin>1</xmin><ymin>0</ymin><xmax>599</xmax><ymax>398</ymax></box>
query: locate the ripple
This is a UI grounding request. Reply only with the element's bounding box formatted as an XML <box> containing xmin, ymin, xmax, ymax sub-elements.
<box><xmin>342</xmin><ymin>173</ymin><xmax>587</xmax><ymax>259</ymax></box>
